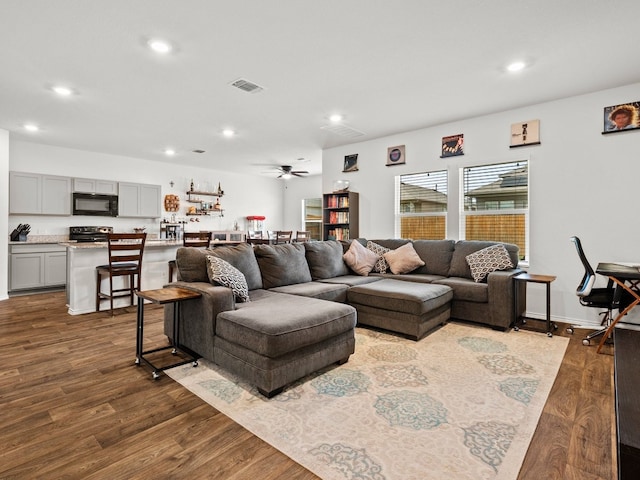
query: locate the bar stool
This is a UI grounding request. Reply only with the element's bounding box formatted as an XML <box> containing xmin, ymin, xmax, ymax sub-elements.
<box><xmin>96</xmin><ymin>232</ymin><xmax>146</xmax><ymax>314</ymax></box>
<box><xmin>167</xmin><ymin>231</ymin><xmax>212</xmax><ymax>282</ymax></box>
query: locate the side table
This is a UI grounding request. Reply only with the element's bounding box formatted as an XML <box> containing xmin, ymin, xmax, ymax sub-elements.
<box><xmin>135</xmin><ymin>287</ymin><xmax>201</xmax><ymax>379</ymax></box>
<box><xmin>513</xmin><ymin>273</ymin><xmax>558</xmax><ymax>337</ymax></box>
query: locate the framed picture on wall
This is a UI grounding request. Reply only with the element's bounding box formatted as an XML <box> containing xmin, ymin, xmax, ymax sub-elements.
<box><xmin>386</xmin><ymin>145</ymin><xmax>406</xmax><ymax>166</ymax></box>
<box><xmin>441</xmin><ymin>134</ymin><xmax>464</xmax><ymax>158</ymax></box>
<box><xmin>343</xmin><ymin>153</ymin><xmax>359</xmax><ymax>172</ymax></box>
<box><xmin>510</xmin><ymin>119</ymin><xmax>541</xmax><ymax>148</ymax></box>
<box><xmin>602</xmin><ymin>102</ymin><xmax>640</xmax><ymax>134</ymax></box>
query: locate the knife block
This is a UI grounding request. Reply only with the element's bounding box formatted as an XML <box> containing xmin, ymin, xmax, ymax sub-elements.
<box><xmin>10</xmin><ymin>229</ymin><xmax>27</xmax><ymax>241</ymax></box>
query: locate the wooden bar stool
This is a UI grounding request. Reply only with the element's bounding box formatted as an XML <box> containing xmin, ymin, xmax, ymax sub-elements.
<box><xmin>96</xmin><ymin>232</ymin><xmax>146</xmax><ymax>314</ymax></box>
<box><xmin>168</xmin><ymin>231</ymin><xmax>212</xmax><ymax>282</ymax></box>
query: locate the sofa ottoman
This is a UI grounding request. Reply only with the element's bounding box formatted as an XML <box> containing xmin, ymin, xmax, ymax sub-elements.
<box><xmin>347</xmin><ymin>279</ymin><xmax>453</xmax><ymax>340</ymax></box>
<box><xmin>214</xmin><ymin>290</ymin><xmax>357</xmax><ymax>397</ymax></box>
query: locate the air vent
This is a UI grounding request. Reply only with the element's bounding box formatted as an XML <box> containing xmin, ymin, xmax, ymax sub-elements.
<box><xmin>230</xmin><ymin>78</ymin><xmax>264</xmax><ymax>94</ymax></box>
<box><xmin>321</xmin><ymin>123</ymin><xmax>365</xmax><ymax>138</ymax></box>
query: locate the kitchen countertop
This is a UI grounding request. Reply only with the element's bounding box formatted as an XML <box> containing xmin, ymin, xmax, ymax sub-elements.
<box><xmin>60</xmin><ymin>239</ymin><xmax>182</xmax><ymax>249</ymax></box>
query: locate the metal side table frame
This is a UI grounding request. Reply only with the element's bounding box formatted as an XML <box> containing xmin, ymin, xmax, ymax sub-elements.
<box><xmin>513</xmin><ymin>273</ymin><xmax>558</xmax><ymax>337</ymax></box>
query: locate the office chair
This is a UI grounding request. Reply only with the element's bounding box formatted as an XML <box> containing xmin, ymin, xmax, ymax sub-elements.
<box><xmin>96</xmin><ymin>232</ymin><xmax>146</xmax><ymax>314</ymax></box>
<box><xmin>568</xmin><ymin>236</ymin><xmax>616</xmax><ymax>345</ymax></box>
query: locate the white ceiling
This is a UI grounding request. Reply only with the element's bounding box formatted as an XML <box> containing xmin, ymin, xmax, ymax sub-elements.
<box><xmin>1</xmin><ymin>0</ymin><xmax>639</xmax><ymax>178</ymax></box>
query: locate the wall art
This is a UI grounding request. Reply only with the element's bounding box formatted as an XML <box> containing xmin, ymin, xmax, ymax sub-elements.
<box><xmin>343</xmin><ymin>153</ymin><xmax>359</xmax><ymax>172</ymax></box>
<box><xmin>441</xmin><ymin>134</ymin><xmax>464</xmax><ymax>158</ymax></box>
<box><xmin>602</xmin><ymin>102</ymin><xmax>640</xmax><ymax>134</ymax></box>
<box><xmin>510</xmin><ymin>119</ymin><xmax>540</xmax><ymax>148</ymax></box>
<box><xmin>386</xmin><ymin>145</ymin><xmax>406</xmax><ymax>166</ymax></box>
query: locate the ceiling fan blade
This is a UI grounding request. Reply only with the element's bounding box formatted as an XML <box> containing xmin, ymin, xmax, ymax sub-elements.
<box><xmin>292</xmin><ymin>170</ymin><xmax>309</xmax><ymax>175</ymax></box>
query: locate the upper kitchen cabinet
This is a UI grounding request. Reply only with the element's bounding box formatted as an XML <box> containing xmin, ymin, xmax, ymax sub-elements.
<box><xmin>118</xmin><ymin>182</ymin><xmax>161</xmax><ymax>218</ymax></box>
<box><xmin>10</xmin><ymin>171</ymin><xmax>71</xmax><ymax>215</ymax></box>
<box><xmin>73</xmin><ymin>178</ymin><xmax>117</xmax><ymax>194</ymax></box>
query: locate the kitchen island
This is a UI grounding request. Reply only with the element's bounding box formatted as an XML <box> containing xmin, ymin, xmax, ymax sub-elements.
<box><xmin>62</xmin><ymin>239</ymin><xmax>182</xmax><ymax>315</ymax></box>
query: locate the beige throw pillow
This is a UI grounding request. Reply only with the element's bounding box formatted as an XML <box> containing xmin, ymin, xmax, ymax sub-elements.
<box><xmin>383</xmin><ymin>242</ymin><xmax>425</xmax><ymax>274</ymax></box>
<box><xmin>343</xmin><ymin>240</ymin><xmax>378</xmax><ymax>276</ymax></box>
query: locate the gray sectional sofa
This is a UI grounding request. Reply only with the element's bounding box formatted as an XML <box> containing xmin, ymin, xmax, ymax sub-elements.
<box><xmin>164</xmin><ymin>239</ymin><xmax>525</xmax><ymax>397</ymax></box>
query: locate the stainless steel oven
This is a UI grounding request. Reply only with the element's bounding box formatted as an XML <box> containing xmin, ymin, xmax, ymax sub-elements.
<box><xmin>72</xmin><ymin>192</ymin><xmax>118</xmax><ymax>216</ymax></box>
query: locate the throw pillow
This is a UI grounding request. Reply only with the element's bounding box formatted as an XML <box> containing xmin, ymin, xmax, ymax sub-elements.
<box><xmin>343</xmin><ymin>239</ymin><xmax>378</xmax><ymax>276</ymax></box>
<box><xmin>465</xmin><ymin>244</ymin><xmax>515</xmax><ymax>283</ymax></box>
<box><xmin>383</xmin><ymin>242</ymin><xmax>426</xmax><ymax>274</ymax></box>
<box><xmin>205</xmin><ymin>255</ymin><xmax>250</xmax><ymax>302</ymax></box>
<box><xmin>366</xmin><ymin>241</ymin><xmax>391</xmax><ymax>273</ymax></box>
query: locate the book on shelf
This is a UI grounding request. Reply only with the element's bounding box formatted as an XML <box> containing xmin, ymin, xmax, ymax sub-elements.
<box><xmin>326</xmin><ymin>195</ymin><xmax>349</xmax><ymax>208</ymax></box>
<box><xmin>328</xmin><ymin>211</ymin><xmax>349</xmax><ymax>224</ymax></box>
<box><xmin>327</xmin><ymin>227</ymin><xmax>350</xmax><ymax>241</ymax></box>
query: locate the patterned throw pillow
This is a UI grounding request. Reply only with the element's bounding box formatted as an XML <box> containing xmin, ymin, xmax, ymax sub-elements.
<box><xmin>205</xmin><ymin>255</ymin><xmax>250</xmax><ymax>302</ymax></box>
<box><xmin>366</xmin><ymin>241</ymin><xmax>391</xmax><ymax>273</ymax></box>
<box><xmin>465</xmin><ymin>244</ymin><xmax>515</xmax><ymax>283</ymax></box>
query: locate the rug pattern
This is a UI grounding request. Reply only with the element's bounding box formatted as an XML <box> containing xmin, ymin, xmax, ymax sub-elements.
<box><xmin>167</xmin><ymin>323</ymin><xmax>568</xmax><ymax>480</ymax></box>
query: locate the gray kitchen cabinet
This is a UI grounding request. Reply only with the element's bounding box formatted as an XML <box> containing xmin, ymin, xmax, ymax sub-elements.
<box><xmin>73</xmin><ymin>178</ymin><xmax>118</xmax><ymax>194</ymax></box>
<box><xmin>118</xmin><ymin>182</ymin><xmax>161</xmax><ymax>218</ymax></box>
<box><xmin>9</xmin><ymin>244</ymin><xmax>67</xmax><ymax>291</ymax></box>
<box><xmin>9</xmin><ymin>171</ymin><xmax>71</xmax><ymax>215</ymax></box>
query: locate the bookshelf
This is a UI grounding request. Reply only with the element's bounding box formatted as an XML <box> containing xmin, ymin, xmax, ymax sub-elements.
<box><xmin>323</xmin><ymin>191</ymin><xmax>359</xmax><ymax>241</ymax></box>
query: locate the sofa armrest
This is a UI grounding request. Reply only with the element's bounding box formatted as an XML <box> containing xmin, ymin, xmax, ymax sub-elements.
<box><xmin>486</xmin><ymin>268</ymin><xmax>526</xmax><ymax>329</ymax></box>
<box><xmin>163</xmin><ymin>281</ymin><xmax>235</xmax><ymax>361</ymax></box>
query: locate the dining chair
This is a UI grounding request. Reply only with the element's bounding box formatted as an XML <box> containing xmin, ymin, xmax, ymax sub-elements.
<box><xmin>275</xmin><ymin>230</ymin><xmax>292</xmax><ymax>244</ymax></box>
<box><xmin>247</xmin><ymin>230</ymin><xmax>264</xmax><ymax>245</ymax></box>
<box><xmin>267</xmin><ymin>230</ymin><xmax>277</xmax><ymax>244</ymax></box>
<box><xmin>294</xmin><ymin>231</ymin><xmax>310</xmax><ymax>242</ymax></box>
<box><xmin>168</xmin><ymin>231</ymin><xmax>212</xmax><ymax>282</ymax></box>
<box><xmin>96</xmin><ymin>232</ymin><xmax>146</xmax><ymax>314</ymax></box>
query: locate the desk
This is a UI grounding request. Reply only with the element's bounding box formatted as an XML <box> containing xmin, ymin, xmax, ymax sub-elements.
<box><xmin>513</xmin><ymin>273</ymin><xmax>558</xmax><ymax>337</ymax></box>
<box><xmin>595</xmin><ymin>263</ymin><xmax>640</xmax><ymax>353</ymax></box>
<box><xmin>135</xmin><ymin>287</ymin><xmax>201</xmax><ymax>379</ymax></box>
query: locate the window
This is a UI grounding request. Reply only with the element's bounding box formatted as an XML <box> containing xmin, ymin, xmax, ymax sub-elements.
<box><xmin>461</xmin><ymin>160</ymin><xmax>528</xmax><ymax>261</ymax></box>
<box><xmin>396</xmin><ymin>170</ymin><xmax>447</xmax><ymax>239</ymax></box>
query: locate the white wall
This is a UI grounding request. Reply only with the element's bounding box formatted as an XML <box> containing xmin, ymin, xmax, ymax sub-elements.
<box><xmin>8</xmin><ymin>140</ymin><xmax>288</xmax><ymax>235</ymax></box>
<box><xmin>0</xmin><ymin>130</ymin><xmax>9</xmax><ymax>300</ymax></box>
<box><xmin>283</xmin><ymin>174</ymin><xmax>322</xmax><ymax>232</ymax></box>
<box><xmin>322</xmin><ymin>82</ymin><xmax>640</xmax><ymax>325</ymax></box>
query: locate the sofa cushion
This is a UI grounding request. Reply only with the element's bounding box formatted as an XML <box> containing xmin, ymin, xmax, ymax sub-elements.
<box><xmin>343</xmin><ymin>239</ymin><xmax>378</xmax><ymax>275</ymax></box>
<box><xmin>216</xmin><ymin>292</ymin><xmax>356</xmax><ymax>357</ymax></box>
<box><xmin>304</xmin><ymin>240</ymin><xmax>349</xmax><ymax>279</ymax></box>
<box><xmin>448</xmin><ymin>241</ymin><xmax>519</xmax><ymax>279</ymax></box>
<box><xmin>254</xmin><ymin>243</ymin><xmax>312</xmax><ymax>288</ymax></box>
<box><xmin>411</xmin><ymin>240</ymin><xmax>456</xmax><ymax>276</ymax></box>
<box><xmin>205</xmin><ymin>242</ymin><xmax>263</xmax><ymax>290</ymax></box>
<box><xmin>269</xmin><ymin>281</ymin><xmax>349</xmax><ymax>303</ymax></box>
<box><xmin>175</xmin><ymin>247</ymin><xmax>209</xmax><ymax>283</ymax></box>
<box><xmin>205</xmin><ymin>255</ymin><xmax>250</xmax><ymax>302</ymax></box>
<box><xmin>366</xmin><ymin>241</ymin><xmax>391</xmax><ymax>273</ymax></box>
<box><xmin>465</xmin><ymin>244</ymin><xmax>515</xmax><ymax>282</ymax></box>
<box><xmin>383</xmin><ymin>242</ymin><xmax>425</xmax><ymax>274</ymax></box>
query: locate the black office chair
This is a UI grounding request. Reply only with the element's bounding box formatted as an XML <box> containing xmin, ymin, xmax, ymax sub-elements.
<box><xmin>568</xmin><ymin>236</ymin><xmax>616</xmax><ymax>345</ymax></box>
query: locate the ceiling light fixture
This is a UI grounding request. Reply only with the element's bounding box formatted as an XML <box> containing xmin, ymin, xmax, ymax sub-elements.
<box><xmin>164</xmin><ymin>148</ymin><xmax>175</xmax><ymax>156</ymax></box>
<box><xmin>281</xmin><ymin>172</ymin><xmax>292</xmax><ymax>180</ymax></box>
<box><xmin>222</xmin><ymin>129</ymin><xmax>235</xmax><ymax>137</ymax></box>
<box><xmin>52</xmin><ymin>85</ymin><xmax>73</xmax><ymax>96</ymax></box>
<box><xmin>148</xmin><ymin>39</ymin><xmax>172</xmax><ymax>54</ymax></box>
<box><xmin>329</xmin><ymin>114</ymin><xmax>343</xmax><ymax>123</ymax></box>
<box><xmin>24</xmin><ymin>123</ymin><xmax>39</xmax><ymax>132</ymax></box>
<box><xmin>506</xmin><ymin>61</ymin><xmax>526</xmax><ymax>73</ymax></box>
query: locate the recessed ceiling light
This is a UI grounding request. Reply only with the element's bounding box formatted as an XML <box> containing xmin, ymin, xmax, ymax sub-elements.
<box><xmin>24</xmin><ymin>123</ymin><xmax>39</xmax><ymax>132</ymax></box>
<box><xmin>222</xmin><ymin>129</ymin><xmax>235</xmax><ymax>137</ymax></box>
<box><xmin>52</xmin><ymin>85</ymin><xmax>73</xmax><ymax>96</ymax></box>
<box><xmin>506</xmin><ymin>61</ymin><xmax>526</xmax><ymax>73</ymax></box>
<box><xmin>329</xmin><ymin>114</ymin><xmax>343</xmax><ymax>123</ymax></box>
<box><xmin>148</xmin><ymin>39</ymin><xmax>172</xmax><ymax>54</ymax></box>
<box><xmin>164</xmin><ymin>148</ymin><xmax>175</xmax><ymax>156</ymax></box>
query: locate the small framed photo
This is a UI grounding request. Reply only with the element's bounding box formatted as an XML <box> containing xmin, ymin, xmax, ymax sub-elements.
<box><xmin>510</xmin><ymin>119</ymin><xmax>540</xmax><ymax>148</ymax></box>
<box><xmin>343</xmin><ymin>153</ymin><xmax>359</xmax><ymax>172</ymax></box>
<box><xmin>602</xmin><ymin>102</ymin><xmax>640</xmax><ymax>134</ymax></box>
<box><xmin>386</xmin><ymin>145</ymin><xmax>406</xmax><ymax>166</ymax></box>
<box><xmin>441</xmin><ymin>134</ymin><xmax>464</xmax><ymax>158</ymax></box>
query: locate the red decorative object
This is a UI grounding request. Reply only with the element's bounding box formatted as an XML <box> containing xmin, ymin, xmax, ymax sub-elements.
<box><xmin>246</xmin><ymin>215</ymin><xmax>266</xmax><ymax>221</ymax></box>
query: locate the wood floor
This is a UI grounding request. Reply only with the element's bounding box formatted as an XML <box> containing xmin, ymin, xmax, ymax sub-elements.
<box><xmin>0</xmin><ymin>292</ymin><xmax>616</xmax><ymax>479</ymax></box>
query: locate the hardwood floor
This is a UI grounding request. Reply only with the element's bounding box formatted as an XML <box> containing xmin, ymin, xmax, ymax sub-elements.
<box><xmin>0</xmin><ymin>292</ymin><xmax>616</xmax><ymax>479</ymax></box>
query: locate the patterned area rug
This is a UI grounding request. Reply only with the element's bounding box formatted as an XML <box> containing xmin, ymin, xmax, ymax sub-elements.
<box><xmin>166</xmin><ymin>323</ymin><xmax>568</xmax><ymax>480</ymax></box>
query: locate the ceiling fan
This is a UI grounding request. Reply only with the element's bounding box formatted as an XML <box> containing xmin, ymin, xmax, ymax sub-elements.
<box><xmin>274</xmin><ymin>165</ymin><xmax>309</xmax><ymax>179</ymax></box>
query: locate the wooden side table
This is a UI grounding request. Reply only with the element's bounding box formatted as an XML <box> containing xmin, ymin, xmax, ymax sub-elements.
<box><xmin>135</xmin><ymin>287</ymin><xmax>201</xmax><ymax>379</ymax></box>
<box><xmin>513</xmin><ymin>273</ymin><xmax>558</xmax><ymax>337</ymax></box>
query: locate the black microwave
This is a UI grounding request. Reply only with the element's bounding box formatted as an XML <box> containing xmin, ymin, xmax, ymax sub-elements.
<box><xmin>72</xmin><ymin>192</ymin><xmax>119</xmax><ymax>216</ymax></box>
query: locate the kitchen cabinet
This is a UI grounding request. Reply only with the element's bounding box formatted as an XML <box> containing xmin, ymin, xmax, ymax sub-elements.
<box><xmin>9</xmin><ymin>172</ymin><xmax>72</xmax><ymax>215</ymax></box>
<box><xmin>73</xmin><ymin>178</ymin><xmax>117</xmax><ymax>194</ymax></box>
<box><xmin>118</xmin><ymin>182</ymin><xmax>161</xmax><ymax>218</ymax></box>
<box><xmin>9</xmin><ymin>243</ymin><xmax>67</xmax><ymax>291</ymax></box>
